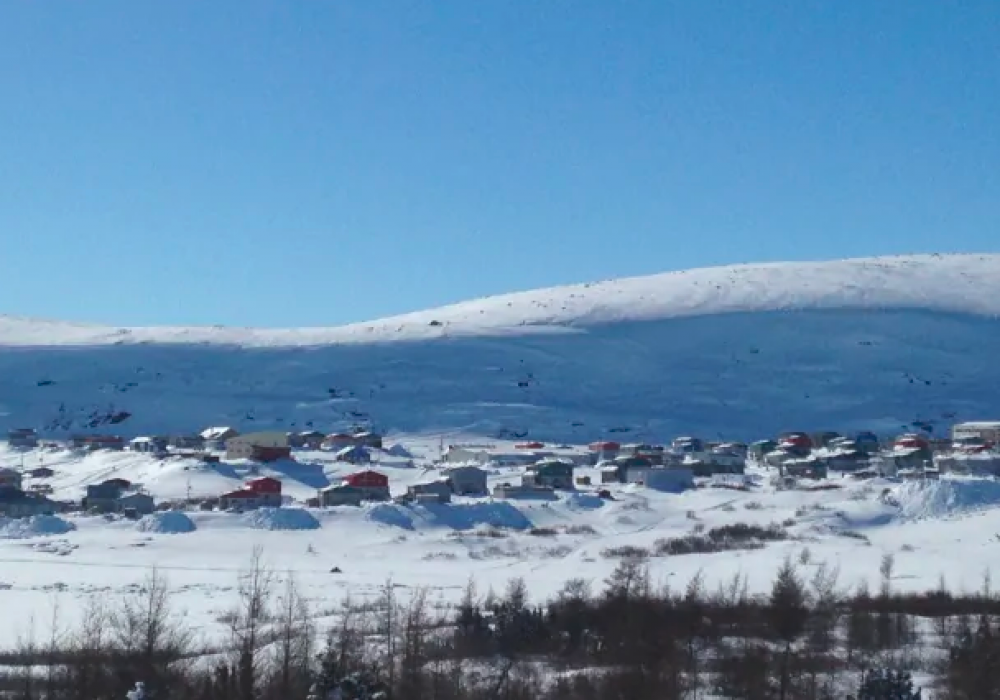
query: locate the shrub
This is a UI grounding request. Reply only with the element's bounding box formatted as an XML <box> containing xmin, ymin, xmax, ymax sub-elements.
<box><xmin>529</xmin><ymin>527</ymin><xmax>558</xmax><ymax>537</ymax></box>
<box><xmin>652</xmin><ymin>522</ymin><xmax>790</xmax><ymax>557</ymax></box>
<box><xmin>601</xmin><ymin>545</ymin><xmax>650</xmax><ymax>559</ymax></box>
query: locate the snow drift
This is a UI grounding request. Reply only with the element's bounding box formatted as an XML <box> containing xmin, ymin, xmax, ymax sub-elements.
<box><xmin>2</xmin><ymin>254</ymin><xmax>1000</xmax><ymax>441</ymax></box>
<box><xmin>891</xmin><ymin>478</ymin><xmax>1000</xmax><ymax>521</ymax></box>
<box><xmin>0</xmin><ymin>515</ymin><xmax>76</xmax><ymax>539</ymax></box>
<box><xmin>137</xmin><ymin>511</ymin><xmax>197</xmax><ymax>534</ymax></box>
<box><xmin>242</xmin><ymin>507</ymin><xmax>320</xmax><ymax>531</ymax></box>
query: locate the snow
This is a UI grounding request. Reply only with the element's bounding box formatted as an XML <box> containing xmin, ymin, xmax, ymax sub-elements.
<box><xmin>1</xmin><ymin>255</ymin><xmax>1000</xmax><ymax>652</ymax></box>
<box><xmin>0</xmin><ymin>515</ymin><xmax>75</xmax><ymax>539</ymax></box>
<box><xmin>242</xmin><ymin>507</ymin><xmax>321</xmax><ymax>531</ymax></box>
<box><xmin>2</xmin><ymin>439</ymin><xmax>1000</xmax><ymax>653</ymax></box>
<box><xmin>890</xmin><ymin>478</ymin><xmax>1000</xmax><ymax>521</ymax></box>
<box><xmin>1</xmin><ymin>254</ymin><xmax>1000</xmax><ymax>441</ymax></box>
<box><xmin>136</xmin><ymin>511</ymin><xmax>197</xmax><ymax>534</ymax></box>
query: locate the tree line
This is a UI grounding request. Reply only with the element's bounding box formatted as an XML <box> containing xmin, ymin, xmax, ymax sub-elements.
<box><xmin>1</xmin><ymin>548</ymin><xmax>998</xmax><ymax>699</ymax></box>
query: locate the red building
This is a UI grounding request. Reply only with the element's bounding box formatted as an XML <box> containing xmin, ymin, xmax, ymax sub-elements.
<box><xmin>247</xmin><ymin>477</ymin><xmax>282</xmax><ymax>495</ymax></box>
<box><xmin>342</xmin><ymin>470</ymin><xmax>390</xmax><ymax>501</ymax></box>
<box><xmin>588</xmin><ymin>441</ymin><xmax>621</xmax><ymax>452</ymax></box>
<box><xmin>343</xmin><ymin>470</ymin><xmax>388</xmax><ymax>489</ymax></box>
<box><xmin>324</xmin><ymin>433</ymin><xmax>359</xmax><ymax>451</ymax></box>
<box><xmin>219</xmin><ymin>477</ymin><xmax>283</xmax><ymax>510</ymax></box>
<box><xmin>515</xmin><ymin>441</ymin><xmax>545</xmax><ymax>450</ymax></box>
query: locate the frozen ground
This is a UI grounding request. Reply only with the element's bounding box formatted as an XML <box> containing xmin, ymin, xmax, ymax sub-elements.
<box><xmin>3</xmin><ymin>440</ymin><xmax>1000</xmax><ymax>652</ymax></box>
<box><xmin>1</xmin><ymin>254</ymin><xmax>1000</xmax><ymax>441</ymax></box>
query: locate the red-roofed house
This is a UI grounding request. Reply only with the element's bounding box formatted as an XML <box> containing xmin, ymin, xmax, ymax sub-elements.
<box><xmin>220</xmin><ymin>477</ymin><xmax>283</xmax><ymax>510</ymax></box>
<box><xmin>342</xmin><ymin>470</ymin><xmax>390</xmax><ymax>501</ymax></box>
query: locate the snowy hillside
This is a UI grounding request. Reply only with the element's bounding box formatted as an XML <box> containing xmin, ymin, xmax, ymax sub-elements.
<box><xmin>2</xmin><ymin>254</ymin><xmax>999</xmax><ymax>440</ymax></box>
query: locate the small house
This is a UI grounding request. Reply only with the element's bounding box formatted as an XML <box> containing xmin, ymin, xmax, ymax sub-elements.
<box><xmin>406</xmin><ymin>481</ymin><xmax>452</xmax><ymax>504</ymax></box>
<box><xmin>0</xmin><ymin>489</ymin><xmax>55</xmax><ymax>518</ymax></box>
<box><xmin>644</xmin><ymin>467</ymin><xmax>695</xmax><ymax>493</ymax></box>
<box><xmin>443</xmin><ymin>465</ymin><xmax>488</xmax><ymax>495</ymax></box>
<box><xmin>952</xmin><ymin>421</ymin><xmax>1000</xmax><ymax>444</ymax></box>
<box><xmin>442</xmin><ymin>445</ymin><xmax>491</xmax><ymax>464</ymax></box>
<box><xmin>353</xmin><ymin>431</ymin><xmax>383</xmax><ymax>449</ymax></box>
<box><xmin>588</xmin><ymin>441</ymin><xmax>621</xmax><ymax>464</ymax></box>
<box><xmin>289</xmin><ymin>431</ymin><xmax>326</xmax><ymax>450</ymax></box>
<box><xmin>824</xmin><ymin>449</ymin><xmax>868</xmax><ymax>472</ymax></box>
<box><xmin>749</xmin><ymin>440</ymin><xmax>778</xmax><ymax>461</ymax></box>
<box><xmin>778</xmin><ymin>432</ymin><xmax>813</xmax><ymax>457</ymax></box>
<box><xmin>129</xmin><ymin>436</ymin><xmax>167</xmax><ymax>454</ymax></box>
<box><xmin>29</xmin><ymin>467</ymin><xmax>54</xmax><ymax>479</ymax></box>
<box><xmin>73</xmin><ymin>435</ymin><xmax>125</xmax><ymax>452</ymax></box>
<box><xmin>118</xmin><ymin>492</ymin><xmax>155</xmax><ymax>517</ymax></box>
<box><xmin>7</xmin><ymin>428</ymin><xmax>38</xmax><ymax>449</ymax></box>
<box><xmin>169</xmin><ymin>435</ymin><xmax>205</xmax><ymax>450</ymax></box>
<box><xmin>323</xmin><ymin>433</ymin><xmax>359</xmax><ymax>451</ymax></box>
<box><xmin>225</xmin><ymin>432</ymin><xmax>291</xmax><ymax>462</ymax></box>
<box><xmin>613</xmin><ymin>456</ymin><xmax>654</xmax><ymax>484</ymax></box>
<box><xmin>335</xmin><ymin>445</ymin><xmax>372</xmax><ymax>465</ymax></box>
<box><xmin>0</xmin><ymin>468</ymin><xmax>23</xmax><ymax>491</ymax></box>
<box><xmin>320</xmin><ymin>484</ymin><xmax>366</xmax><ymax>507</ymax></box>
<box><xmin>201</xmin><ymin>426</ymin><xmax>238</xmax><ymax>444</ymax></box>
<box><xmin>83</xmin><ymin>481</ymin><xmax>124</xmax><ymax>512</ymax></box>
<box><xmin>219</xmin><ymin>489</ymin><xmax>264</xmax><ymax>511</ymax></box>
<box><xmin>855</xmin><ymin>431</ymin><xmax>881</xmax><ymax>453</ymax></box>
<box><xmin>246</xmin><ymin>477</ymin><xmax>282</xmax><ymax>507</ymax></box>
<box><xmin>492</xmin><ymin>483</ymin><xmax>556</xmax><ymax>500</ymax></box>
<box><xmin>599</xmin><ymin>464</ymin><xmax>620</xmax><ymax>484</ymax></box>
<box><xmin>524</xmin><ymin>460</ymin><xmax>574</xmax><ymax>490</ymax></box>
<box><xmin>672</xmin><ymin>437</ymin><xmax>705</xmax><ymax>455</ymax></box>
<box><xmin>783</xmin><ymin>460</ymin><xmax>828</xmax><ymax>480</ymax></box>
<box><xmin>342</xmin><ymin>470</ymin><xmax>390</xmax><ymax>500</ymax></box>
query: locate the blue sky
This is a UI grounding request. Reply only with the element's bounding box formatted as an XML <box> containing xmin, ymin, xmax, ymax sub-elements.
<box><xmin>1</xmin><ymin>2</ymin><xmax>997</xmax><ymax>327</ymax></box>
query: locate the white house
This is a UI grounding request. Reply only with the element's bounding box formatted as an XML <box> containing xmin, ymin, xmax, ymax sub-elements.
<box><xmin>225</xmin><ymin>432</ymin><xmax>290</xmax><ymax>460</ymax></box>
<box><xmin>952</xmin><ymin>421</ymin><xmax>1000</xmax><ymax>444</ymax></box>
<box><xmin>645</xmin><ymin>468</ymin><xmax>695</xmax><ymax>493</ymax></box>
<box><xmin>443</xmin><ymin>446</ymin><xmax>491</xmax><ymax>464</ymax></box>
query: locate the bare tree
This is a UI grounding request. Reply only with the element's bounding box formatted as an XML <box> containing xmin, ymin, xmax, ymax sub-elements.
<box><xmin>398</xmin><ymin>587</ymin><xmax>431</xmax><ymax>699</ymax></box>
<box><xmin>67</xmin><ymin>594</ymin><xmax>112</xmax><ymax>700</ymax></box>
<box><xmin>111</xmin><ymin>568</ymin><xmax>193</xmax><ymax>696</ymax></box>
<box><xmin>378</xmin><ymin>578</ymin><xmax>398</xmax><ymax>692</ymax></box>
<box><xmin>269</xmin><ymin>573</ymin><xmax>314</xmax><ymax>700</ymax></box>
<box><xmin>230</xmin><ymin>546</ymin><xmax>274</xmax><ymax>700</ymax></box>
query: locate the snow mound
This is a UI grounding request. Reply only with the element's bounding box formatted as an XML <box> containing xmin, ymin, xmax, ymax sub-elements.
<box><xmin>241</xmin><ymin>507</ymin><xmax>320</xmax><ymax>531</ymax></box>
<box><xmin>415</xmin><ymin>502</ymin><xmax>532</xmax><ymax>530</ymax></box>
<box><xmin>367</xmin><ymin>504</ymin><xmax>415</xmax><ymax>530</ymax></box>
<box><xmin>0</xmin><ymin>515</ymin><xmax>76</xmax><ymax>539</ymax></box>
<box><xmin>136</xmin><ymin>511</ymin><xmax>197</xmax><ymax>534</ymax></box>
<box><xmin>563</xmin><ymin>493</ymin><xmax>605</xmax><ymax>511</ymax></box>
<box><xmin>892</xmin><ymin>479</ymin><xmax>1000</xmax><ymax>521</ymax></box>
<box><xmin>366</xmin><ymin>502</ymin><xmax>532</xmax><ymax>531</ymax></box>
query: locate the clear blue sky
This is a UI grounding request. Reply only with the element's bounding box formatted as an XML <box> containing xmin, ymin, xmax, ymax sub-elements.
<box><xmin>1</xmin><ymin>2</ymin><xmax>997</xmax><ymax>327</ymax></box>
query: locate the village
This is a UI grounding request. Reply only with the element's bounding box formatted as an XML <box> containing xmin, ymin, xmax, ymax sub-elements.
<box><xmin>2</xmin><ymin>420</ymin><xmax>1000</xmax><ymax>522</ymax></box>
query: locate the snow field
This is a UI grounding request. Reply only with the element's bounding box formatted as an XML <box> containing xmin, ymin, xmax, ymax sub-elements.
<box><xmin>3</xmin><ymin>440</ymin><xmax>1000</xmax><ymax>654</ymax></box>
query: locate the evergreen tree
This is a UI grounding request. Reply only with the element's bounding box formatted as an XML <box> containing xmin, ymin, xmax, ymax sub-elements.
<box><xmin>858</xmin><ymin>668</ymin><xmax>922</xmax><ymax>700</ymax></box>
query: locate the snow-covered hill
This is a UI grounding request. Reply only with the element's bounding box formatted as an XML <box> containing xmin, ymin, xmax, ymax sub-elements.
<box><xmin>2</xmin><ymin>254</ymin><xmax>999</xmax><ymax>440</ymax></box>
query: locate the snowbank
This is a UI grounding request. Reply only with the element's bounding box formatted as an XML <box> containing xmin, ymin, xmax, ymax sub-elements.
<box><xmin>367</xmin><ymin>504</ymin><xmax>415</xmax><ymax>530</ymax></box>
<box><xmin>0</xmin><ymin>515</ymin><xmax>76</xmax><ymax>539</ymax></box>
<box><xmin>563</xmin><ymin>493</ymin><xmax>605</xmax><ymax>511</ymax></box>
<box><xmin>137</xmin><ymin>511</ymin><xmax>197</xmax><ymax>534</ymax></box>
<box><xmin>892</xmin><ymin>479</ymin><xmax>1000</xmax><ymax>521</ymax></box>
<box><xmin>242</xmin><ymin>508</ymin><xmax>321</xmax><ymax>531</ymax></box>
<box><xmin>367</xmin><ymin>502</ymin><xmax>532</xmax><ymax>531</ymax></box>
